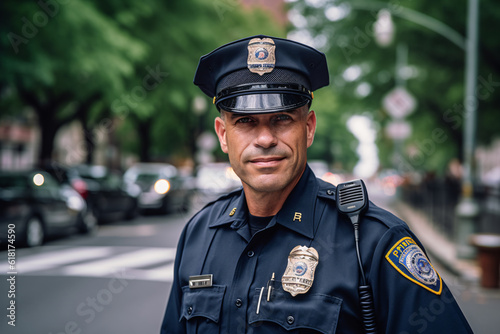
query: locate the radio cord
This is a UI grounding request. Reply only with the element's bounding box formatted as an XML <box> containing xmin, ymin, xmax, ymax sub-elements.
<box><xmin>350</xmin><ymin>215</ymin><xmax>378</xmax><ymax>334</ymax></box>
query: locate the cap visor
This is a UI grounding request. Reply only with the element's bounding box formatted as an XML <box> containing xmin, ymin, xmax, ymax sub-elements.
<box><xmin>217</xmin><ymin>93</ymin><xmax>310</xmax><ymax>113</ymax></box>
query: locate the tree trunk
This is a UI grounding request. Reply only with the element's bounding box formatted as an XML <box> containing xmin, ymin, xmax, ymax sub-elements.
<box><xmin>137</xmin><ymin>117</ymin><xmax>152</xmax><ymax>162</ymax></box>
<box><xmin>37</xmin><ymin>110</ymin><xmax>59</xmax><ymax>168</ymax></box>
<box><xmin>74</xmin><ymin>93</ymin><xmax>102</xmax><ymax>165</ymax></box>
<box><xmin>17</xmin><ymin>89</ymin><xmax>67</xmax><ymax>168</ymax></box>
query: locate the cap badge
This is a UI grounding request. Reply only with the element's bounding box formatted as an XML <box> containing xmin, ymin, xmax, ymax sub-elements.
<box><xmin>282</xmin><ymin>245</ymin><xmax>319</xmax><ymax>297</ymax></box>
<box><xmin>247</xmin><ymin>37</ymin><xmax>276</xmax><ymax>76</ymax></box>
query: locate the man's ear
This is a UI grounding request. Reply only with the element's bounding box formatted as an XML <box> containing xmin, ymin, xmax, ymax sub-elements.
<box><xmin>214</xmin><ymin>116</ymin><xmax>228</xmax><ymax>153</ymax></box>
<box><xmin>306</xmin><ymin>110</ymin><xmax>317</xmax><ymax>148</ymax></box>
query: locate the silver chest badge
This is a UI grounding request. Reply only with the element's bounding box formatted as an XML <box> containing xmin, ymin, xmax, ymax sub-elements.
<box><xmin>282</xmin><ymin>245</ymin><xmax>319</xmax><ymax>297</ymax></box>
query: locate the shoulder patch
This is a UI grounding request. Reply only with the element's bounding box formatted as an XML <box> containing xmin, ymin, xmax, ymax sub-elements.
<box><xmin>385</xmin><ymin>237</ymin><xmax>442</xmax><ymax>295</ymax></box>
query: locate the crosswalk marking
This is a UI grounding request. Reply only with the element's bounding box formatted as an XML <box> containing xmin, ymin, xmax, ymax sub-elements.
<box><xmin>140</xmin><ymin>262</ymin><xmax>175</xmax><ymax>282</ymax></box>
<box><xmin>1</xmin><ymin>246</ymin><xmax>177</xmax><ymax>282</ymax></box>
<box><xmin>57</xmin><ymin>263</ymin><xmax>175</xmax><ymax>282</ymax></box>
<box><xmin>63</xmin><ymin>248</ymin><xmax>177</xmax><ymax>271</ymax></box>
<box><xmin>0</xmin><ymin>246</ymin><xmax>114</xmax><ymax>274</ymax></box>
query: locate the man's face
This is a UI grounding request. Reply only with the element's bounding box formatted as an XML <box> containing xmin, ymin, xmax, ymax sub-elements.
<box><xmin>214</xmin><ymin>105</ymin><xmax>316</xmax><ymax>194</ymax></box>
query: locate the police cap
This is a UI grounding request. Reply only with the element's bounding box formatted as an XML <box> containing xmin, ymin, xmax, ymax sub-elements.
<box><xmin>193</xmin><ymin>35</ymin><xmax>329</xmax><ymax>113</ymax></box>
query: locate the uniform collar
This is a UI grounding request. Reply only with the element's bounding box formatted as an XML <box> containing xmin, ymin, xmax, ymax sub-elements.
<box><xmin>209</xmin><ymin>189</ymin><xmax>248</xmax><ymax>229</ymax></box>
<box><xmin>274</xmin><ymin>165</ymin><xmax>318</xmax><ymax>238</ymax></box>
<box><xmin>209</xmin><ymin>165</ymin><xmax>320</xmax><ymax>239</ymax></box>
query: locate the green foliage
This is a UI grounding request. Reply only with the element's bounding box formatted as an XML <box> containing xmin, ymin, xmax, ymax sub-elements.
<box><xmin>0</xmin><ymin>0</ymin><xmax>285</xmax><ymax>164</ymax></box>
<box><xmin>1</xmin><ymin>0</ymin><xmax>147</xmax><ymax>97</ymax></box>
<box><xmin>288</xmin><ymin>0</ymin><xmax>499</xmax><ymax>175</ymax></box>
<box><xmin>108</xmin><ymin>0</ymin><xmax>286</xmax><ymax>161</ymax></box>
<box><xmin>7</xmin><ymin>0</ymin><xmax>495</xmax><ymax>174</ymax></box>
<box><xmin>1</xmin><ymin>0</ymin><xmax>152</xmax><ymax>164</ymax></box>
<box><xmin>307</xmin><ymin>88</ymin><xmax>358</xmax><ymax>171</ymax></box>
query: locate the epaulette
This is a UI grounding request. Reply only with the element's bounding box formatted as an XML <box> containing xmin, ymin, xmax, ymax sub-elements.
<box><xmin>316</xmin><ymin>178</ymin><xmax>408</xmax><ymax>230</ymax></box>
<box><xmin>316</xmin><ymin>178</ymin><xmax>338</xmax><ymax>201</ymax></box>
<box><xmin>196</xmin><ymin>187</ymin><xmax>243</xmax><ymax>213</ymax></box>
<box><xmin>363</xmin><ymin>201</ymin><xmax>408</xmax><ymax>230</ymax></box>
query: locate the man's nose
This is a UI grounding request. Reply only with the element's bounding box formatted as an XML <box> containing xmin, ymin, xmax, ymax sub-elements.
<box><xmin>254</xmin><ymin>125</ymin><xmax>277</xmax><ymax>149</ymax></box>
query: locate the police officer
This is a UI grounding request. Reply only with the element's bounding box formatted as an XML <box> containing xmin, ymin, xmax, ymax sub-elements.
<box><xmin>160</xmin><ymin>35</ymin><xmax>473</xmax><ymax>333</ymax></box>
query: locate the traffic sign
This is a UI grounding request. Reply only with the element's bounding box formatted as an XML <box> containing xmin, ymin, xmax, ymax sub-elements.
<box><xmin>383</xmin><ymin>87</ymin><xmax>417</xmax><ymax>119</ymax></box>
<box><xmin>385</xmin><ymin>120</ymin><xmax>412</xmax><ymax>140</ymax></box>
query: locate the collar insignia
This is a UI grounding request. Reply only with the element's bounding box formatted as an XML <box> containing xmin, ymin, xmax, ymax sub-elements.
<box><xmin>293</xmin><ymin>212</ymin><xmax>302</xmax><ymax>222</ymax></box>
<box><xmin>229</xmin><ymin>207</ymin><xmax>237</xmax><ymax>216</ymax></box>
<box><xmin>247</xmin><ymin>37</ymin><xmax>276</xmax><ymax>76</ymax></box>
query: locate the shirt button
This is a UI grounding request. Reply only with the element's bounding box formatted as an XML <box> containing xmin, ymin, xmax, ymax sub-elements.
<box><xmin>235</xmin><ymin>299</ymin><xmax>243</xmax><ymax>308</ymax></box>
<box><xmin>247</xmin><ymin>250</ymin><xmax>255</xmax><ymax>257</ymax></box>
<box><xmin>287</xmin><ymin>315</ymin><xmax>295</xmax><ymax>325</ymax></box>
<box><xmin>187</xmin><ymin>306</ymin><xmax>193</xmax><ymax>315</ymax></box>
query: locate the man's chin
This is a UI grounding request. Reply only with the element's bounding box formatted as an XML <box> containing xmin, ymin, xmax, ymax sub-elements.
<box><xmin>243</xmin><ymin>174</ymin><xmax>288</xmax><ymax>193</ymax></box>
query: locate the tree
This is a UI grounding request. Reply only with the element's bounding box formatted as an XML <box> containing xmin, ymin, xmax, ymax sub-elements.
<box><xmin>108</xmin><ymin>0</ymin><xmax>286</xmax><ymax>163</ymax></box>
<box><xmin>0</xmin><ymin>0</ymin><xmax>147</xmax><ymax>166</ymax></box>
<box><xmin>0</xmin><ymin>0</ymin><xmax>286</xmax><ymax>166</ymax></box>
<box><xmin>287</xmin><ymin>0</ymin><xmax>499</xmax><ymax>175</ymax></box>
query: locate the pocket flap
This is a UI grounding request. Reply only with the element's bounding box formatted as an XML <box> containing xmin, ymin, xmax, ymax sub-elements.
<box><xmin>180</xmin><ymin>285</ymin><xmax>226</xmax><ymax>322</ymax></box>
<box><xmin>248</xmin><ymin>287</ymin><xmax>342</xmax><ymax>334</ymax></box>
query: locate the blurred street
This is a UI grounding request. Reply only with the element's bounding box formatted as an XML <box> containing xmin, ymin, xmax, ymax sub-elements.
<box><xmin>0</xmin><ymin>211</ymin><xmax>188</xmax><ymax>334</ymax></box>
<box><xmin>0</xmin><ymin>187</ymin><xmax>499</xmax><ymax>333</ymax></box>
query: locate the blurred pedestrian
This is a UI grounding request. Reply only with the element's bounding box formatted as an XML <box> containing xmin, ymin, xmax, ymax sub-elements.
<box><xmin>160</xmin><ymin>35</ymin><xmax>472</xmax><ymax>333</ymax></box>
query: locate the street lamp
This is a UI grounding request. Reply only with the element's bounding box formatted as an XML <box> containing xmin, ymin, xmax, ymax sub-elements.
<box><xmin>456</xmin><ymin>0</ymin><xmax>480</xmax><ymax>259</ymax></box>
<box><xmin>373</xmin><ymin>9</ymin><xmax>395</xmax><ymax>47</ymax></box>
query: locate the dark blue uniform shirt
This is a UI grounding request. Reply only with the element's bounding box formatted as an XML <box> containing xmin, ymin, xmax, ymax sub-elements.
<box><xmin>160</xmin><ymin>165</ymin><xmax>473</xmax><ymax>333</ymax></box>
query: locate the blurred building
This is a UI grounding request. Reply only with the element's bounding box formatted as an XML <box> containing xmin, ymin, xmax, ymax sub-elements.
<box><xmin>0</xmin><ymin>113</ymin><xmax>38</xmax><ymax>170</ymax></box>
<box><xmin>53</xmin><ymin>119</ymin><xmax>123</xmax><ymax>169</ymax></box>
<box><xmin>0</xmin><ymin>113</ymin><xmax>123</xmax><ymax>171</ymax></box>
<box><xmin>241</xmin><ymin>0</ymin><xmax>288</xmax><ymax>27</ymax></box>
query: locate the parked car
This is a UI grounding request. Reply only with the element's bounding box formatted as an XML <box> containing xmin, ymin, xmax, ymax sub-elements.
<box><xmin>124</xmin><ymin>163</ymin><xmax>192</xmax><ymax>214</ymax></box>
<box><xmin>44</xmin><ymin>164</ymin><xmax>139</xmax><ymax>223</ymax></box>
<box><xmin>0</xmin><ymin>170</ymin><xmax>94</xmax><ymax>248</ymax></box>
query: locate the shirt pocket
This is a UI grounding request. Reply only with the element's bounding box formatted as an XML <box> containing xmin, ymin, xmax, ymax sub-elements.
<box><xmin>248</xmin><ymin>285</ymin><xmax>342</xmax><ymax>334</ymax></box>
<box><xmin>180</xmin><ymin>285</ymin><xmax>226</xmax><ymax>333</ymax></box>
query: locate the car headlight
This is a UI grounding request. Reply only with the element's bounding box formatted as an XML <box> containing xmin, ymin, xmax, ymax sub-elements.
<box><xmin>61</xmin><ymin>186</ymin><xmax>86</xmax><ymax>211</ymax></box>
<box><xmin>67</xmin><ymin>195</ymin><xmax>86</xmax><ymax>211</ymax></box>
<box><xmin>33</xmin><ymin>173</ymin><xmax>45</xmax><ymax>186</ymax></box>
<box><xmin>154</xmin><ymin>179</ymin><xmax>171</xmax><ymax>194</ymax></box>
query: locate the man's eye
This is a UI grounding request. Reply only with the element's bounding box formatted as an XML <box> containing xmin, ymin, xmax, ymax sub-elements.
<box><xmin>235</xmin><ymin>117</ymin><xmax>253</xmax><ymax>124</ymax></box>
<box><xmin>275</xmin><ymin>114</ymin><xmax>292</xmax><ymax>121</ymax></box>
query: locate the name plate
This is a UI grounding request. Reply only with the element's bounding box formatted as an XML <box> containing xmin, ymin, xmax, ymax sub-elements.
<box><xmin>189</xmin><ymin>274</ymin><xmax>213</xmax><ymax>289</ymax></box>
